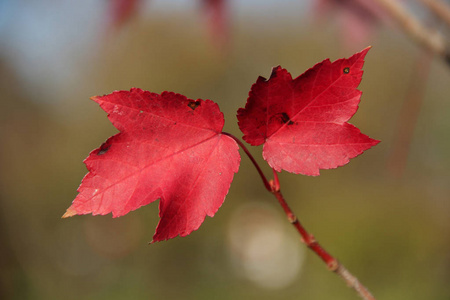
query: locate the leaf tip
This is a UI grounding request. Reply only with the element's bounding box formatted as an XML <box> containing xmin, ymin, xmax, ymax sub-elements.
<box><xmin>269</xmin><ymin>65</ymin><xmax>289</xmax><ymax>80</ymax></box>
<box><xmin>148</xmin><ymin>237</ymin><xmax>163</xmax><ymax>244</ymax></box>
<box><xmin>61</xmin><ymin>210</ymin><xmax>76</xmax><ymax>219</ymax></box>
<box><xmin>61</xmin><ymin>208</ymin><xmax>76</xmax><ymax>219</ymax></box>
<box><xmin>270</xmin><ymin>65</ymin><xmax>282</xmax><ymax>75</ymax></box>
<box><xmin>360</xmin><ymin>46</ymin><xmax>372</xmax><ymax>57</ymax></box>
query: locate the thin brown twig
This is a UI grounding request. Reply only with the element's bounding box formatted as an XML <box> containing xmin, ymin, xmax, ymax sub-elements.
<box><xmin>419</xmin><ymin>0</ymin><xmax>450</xmax><ymax>27</ymax></box>
<box><xmin>223</xmin><ymin>132</ymin><xmax>376</xmax><ymax>300</ymax></box>
<box><xmin>374</xmin><ymin>0</ymin><xmax>449</xmax><ymax>60</ymax></box>
<box><xmin>387</xmin><ymin>44</ymin><xmax>434</xmax><ymax>178</ymax></box>
<box><xmin>270</xmin><ymin>170</ymin><xmax>376</xmax><ymax>300</ymax></box>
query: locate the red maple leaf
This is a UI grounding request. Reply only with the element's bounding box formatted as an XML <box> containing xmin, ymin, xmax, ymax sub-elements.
<box><xmin>63</xmin><ymin>88</ymin><xmax>240</xmax><ymax>242</ymax></box>
<box><xmin>237</xmin><ymin>47</ymin><xmax>379</xmax><ymax>176</ymax></box>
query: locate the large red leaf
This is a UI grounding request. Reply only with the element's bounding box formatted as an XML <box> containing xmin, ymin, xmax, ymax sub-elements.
<box><xmin>63</xmin><ymin>88</ymin><xmax>240</xmax><ymax>242</ymax></box>
<box><xmin>237</xmin><ymin>48</ymin><xmax>379</xmax><ymax>176</ymax></box>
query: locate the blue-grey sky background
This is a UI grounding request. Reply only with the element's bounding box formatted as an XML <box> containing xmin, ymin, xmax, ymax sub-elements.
<box><xmin>0</xmin><ymin>0</ymin><xmax>309</xmax><ymax>107</ymax></box>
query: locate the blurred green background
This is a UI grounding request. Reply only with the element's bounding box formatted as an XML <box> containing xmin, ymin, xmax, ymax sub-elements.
<box><xmin>1</xmin><ymin>1</ymin><xmax>450</xmax><ymax>299</ymax></box>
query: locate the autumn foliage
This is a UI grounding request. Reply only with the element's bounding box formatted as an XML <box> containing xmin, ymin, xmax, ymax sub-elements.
<box><xmin>64</xmin><ymin>48</ymin><xmax>378</xmax><ymax>242</ymax></box>
<box><xmin>63</xmin><ymin>90</ymin><xmax>240</xmax><ymax>242</ymax></box>
<box><xmin>238</xmin><ymin>47</ymin><xmax>378</xmax><ymax>175</ymax></box>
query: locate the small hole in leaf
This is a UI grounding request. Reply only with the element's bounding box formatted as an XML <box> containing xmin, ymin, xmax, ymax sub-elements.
<box><xmin>97</xmin><ymin>143</ymin><xmax>111</xmax><ymax>156</ymax></box>
<box><xmin>188</xmin><ymin>101</ymin><xmax>200</xmax><ymax>110</ymax></box>
<box><xmin>281</xmin><ymin>112</ymin><xmax>294</xmax><ymax>125</ymax></box>
<box><xmin>343</xmin><ymin>67</ymin><xmax>350</xmax><ymax>74</ymax></box>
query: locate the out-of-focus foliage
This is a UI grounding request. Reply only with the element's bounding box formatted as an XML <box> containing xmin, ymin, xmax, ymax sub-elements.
<box><xmin>1</xmin><ymin>1</ymin><xmax>450</xmax><ymax>299</ymax></box>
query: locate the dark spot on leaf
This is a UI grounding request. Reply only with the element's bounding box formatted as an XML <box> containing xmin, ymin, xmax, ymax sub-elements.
<box><xmin>281</xmin><ymin>112</ymin><xmax>294</xmax><ymax>125</ymax></box>
<box><xmin>343</xmin><ymin>67</ymin><xmax>350</xmax><ymax>74</ymax></box>
<box><xmin>188</xmin><ymin>101</ymin><xmax>201</xmax><ymax>110</ymax></box>
<box><xmin>97</xmin><ymin>143</ymin><xmax>111</xmax><ymax>155</ymax></box>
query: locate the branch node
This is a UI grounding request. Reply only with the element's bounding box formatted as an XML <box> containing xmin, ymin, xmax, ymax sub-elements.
<box><xmin>306</xmin><ymin>234</ymin><xmax>316</xmax><ymax>245</ymax></box>
<box><xmin>328</xmin><ymin>259</ymin><xmax>340</xmax><ymax>272</ymax></box>
<box><xmin>287</xmin><ymin>213</ymin><xmax>297</xmax><ymax>224</ymax></box>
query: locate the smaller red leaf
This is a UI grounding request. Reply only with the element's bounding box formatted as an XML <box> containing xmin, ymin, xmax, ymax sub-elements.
<box><xmin>64</xmin><ymin>88</ymin><xmax>240</xmax><ymax>242</ymax></box>
<box><xmin>237</xmin><ymin>47</ymin><xmax>379</xmax><ymax>176</ymax></box>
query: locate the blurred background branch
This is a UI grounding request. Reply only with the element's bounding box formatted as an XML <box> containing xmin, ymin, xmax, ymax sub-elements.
<box><xmin>419</xmin><ymin>0</ymin><xmax>450</xmax><ymax>27</ymax></box>
<box><xmin>374</xmin><ymin>0</ymin><xmax>449</xmax><ymax>62</ymax></box>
